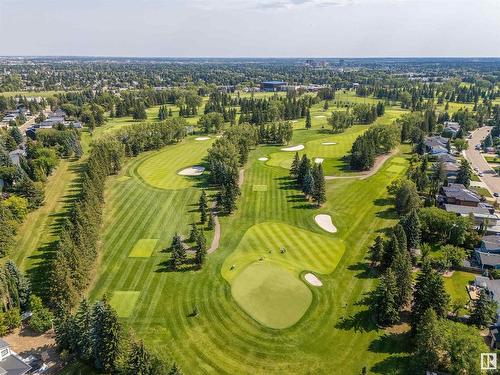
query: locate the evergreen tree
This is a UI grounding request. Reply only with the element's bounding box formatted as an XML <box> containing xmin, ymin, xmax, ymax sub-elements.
<box><xmin>470</xmin><ymin>289</ymin><xmax>497</xmax><ymax>328</ymax></box>
<box><xmin>455</xmin><ymin>159</ymin><xmax>473</xmax><ymax>188</ymax></box>
<box><xmin>412</xmin><ymin>260</ymin><xmax>450</xmax><ymax>329</ymax></box>
<box><xmin>195</xmin><ymin>230</ymin><xmax>207</xmax><ymax>267</ymax></box>
<box><xmin>323</xmin><ymin>100</ymin><xmax>329</xmax><ymax>111</ymax></box>
<box><xmin>369</xmin><ymin>236</ymin><xmax>384</xmax><ymax>266</ymax></box>
<box><xmin>126</xmin><ymin>339</ymin><xmax>153</xmax><ymax>375</ymax></box>
<box><xmin>302</xmin><ymin>170</ymin><xmax>315</xmax><ymax>198</ymax></box>
<box><xmin>373</xmin><ymin>268</ymin><xmax>399</xmax><ymax>325</ymax></box>
<box><xmin>199</xmin><ymin>190</ymin><xmax>208</xmax><ymax>224</ymax></box>
<box><xmin>400</xmin><ymin>209</ymin><xmax>421</xmax><ymax>250</ymax></box>
<box><xmin>290</xmin><ymin>152</ymin><xmax>300</xmax><ymax>179</ymax></box>
<box><xmin>312</xmin><ymin>163</ymin><xmax>326</xmax><ymax>206</ymax></box>
<box><xmin>390</xmin><ymin>249</ymin><xmax>413</xmax><ymax>309</ymax></box>
<box><xmin>170</xmin><ymin>233</ymin><xmax>186</xmax><ymax>269</ymax></box>
<box><xmin>188</xmin><ymin>222</ymin><xmax>199</xmax><ymax>243</ymax></box>
<box><xmin>393</xmin><ymin>224</ymin><xmax>408</xmax><ymax>254</ymax></box>
<box><xmin>381</xmin><ymin>232</ymin><xmax>400</xmax><ymax>270</ymax></box>
<box><xmin>414</xmin><ymin>309</ymin><xmax>443</xmax><ymax>372</ymax></box>
<box><xmin>74</xmin><ymin>299</ymin><xmax>93</xmax><ymax>361</ymax></box>
<box><xmin>297</xmin><ymin>155</ymin><xmax>311</xmax><ymax>185</ymax></box>
<box><xmin>92</xmin><ymin>297</ymin><xmax>122</xmax><ymax>373</ymax></box>
<box><xmin>169</xmin><ymin>363</ymin><xmax>183</xmax><ymax>375</ymax></box>
<box><xmin>305</xmin><ymin>109</ymin><xmax>311</xmax><ymax>129</ymax></box>
<box><xmin>207</xmin><ymin>213</ymin><xmax>215</xmax><ymax>230</ymax></box>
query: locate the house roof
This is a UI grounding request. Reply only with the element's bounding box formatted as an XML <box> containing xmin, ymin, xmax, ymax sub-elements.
<box><xmin>444</xmin><ymin>204</ymin><xmax>491</xmax><ymax>216</ymax></box>
<box><xmin>442</xmin><ymin>183</ymin><xmax>480</xmax><ymax>203</ymax></box>
<box><xmin>476</xmin><ymin>251</ymin><xmax>500</xmax><ymax>267</ymax></box>
<box><xmin>436</xmin><ymin>153</ymin><xmax>457</xmax><ymax>163</ymax></box>
<box><xmin>0</xmin><ymin>354</ymin><xmax>31</xmax><ymax>375</ymax></box>
<box><xmin>482</xmin><ymin>235</ymin><xmax>500</xmax><ymax>252</ymax></box>
<box><xmin>0</xmin><ymin>340</ymin><xmax>9</xmax><ymax>350</ymax></box>
<box><xmin>424</xmin><ymin>136</ymin><xmax>449</xmax><ymax>148</ymax></box>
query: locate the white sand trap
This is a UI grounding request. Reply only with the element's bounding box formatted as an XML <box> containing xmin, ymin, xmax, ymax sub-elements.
<box><xmin>304</xmin><ymin>273</ymin><xmax>323</xmax><ymax>287</ymax></box>
<box><xmin>315</xmin><ymin>115</ymin><xmax>326</xmax><ymax>118</ymax></box>
<box><xmin>281</xmin><ymin>144</ymin><xmax>304</xmax><ymax>152</ymax></box>
<box><xmin>315</xmin><ymin>214</ymin><xmax>337</xmax><ymax>233</ymax></box>
<box><xmin>322</xmin><ymin>142</ymin><xmax>337</xmax><ymax>146</ymax></box>
<box><xmin>291</xmin><ymin>120</ymin><xmax>299</xmax><ymax>123</ymax></box>
<box><xmin>195</xmin><ymin>137</ymin><xmax>211</xmax><ymax>141</ymax></box>
<box><xmin>178</xmin><ymin>166</ymin><xmax>205</xmax><ymax>176</ymax></box>
<box><xmin>314</xmin><ymin>158</ymin><xmax>324</xmax><ymax>164</ymax></box>
<box><xmin>258</xmin><ymin>157</ymin><xmax>269</xmax><ymax>161</ymax></box>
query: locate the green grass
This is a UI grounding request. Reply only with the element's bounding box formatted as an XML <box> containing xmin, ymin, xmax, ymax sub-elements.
<box><xmin>88</xmin><ymin>100</ymin><xmax>412</xmax><ymax>373</ymax></box>
<box><xmin>221</xmin><ymin>222</ymin><xmax>345</xmax><ymax>283</ymax></box>
<box><xmin>0</xmin><ymin>90</ymin><xmax>66</xmax><ymax>98</ymax></box>
<box><xmin>129</xmin><ymin>239</ymin><xmax>158</xmax><ymax>258</ymax></box>
<box><xmin>134</xmin><ymin>137</ymin><xmax>213</xmax><ymax>190</ymax></box>
<box><xmin>231</xmin><ymin>261</ymin><xmax>312</xmax><ymax>329</ymax></box>
<box><xmin>444</xmin><ymin>271</ymin><xmax>475</xmax><ymax>314</ymax></box>
<box><xmin>252</xmin><ymin>184</ymin><xmax>268</xmax><ymax>192</ymax></box>
<box><xmin>110</xmin><ymin>291</ymin><xmax>141</xmax><ymax>318</ymax></box>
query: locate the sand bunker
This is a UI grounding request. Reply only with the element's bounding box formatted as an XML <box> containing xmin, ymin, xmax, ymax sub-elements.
<box><xmin>178</xmin><ymin>166</ymin><xmax>205</xmax><ymax>176</ymax></box>
<box><xmin>195</xmin><ymin>137</ymin><xmax>211</xmax><ymax>141</ymax></box>
<box><xmin>321</xmin><ymin>142</ymin><xmax>337</xmax><ymax>146</ymax></box>
<box><xmin>315</xmin><ymin>214</ymin><xmax>337</xmax><ymax>233</ymax></box>
<box><xmin>315</xmin><ymin>115</ymin><xmax>326</xmax><ymax>118</ymax></box>
<box><xmin>304</xmin><ymin>273</ymin><xmax>323</xmax><ymax>287</ymax></box>
<box><xmin>281</xmin><ymin>144</ymin><xmax>304</xmax><ymax>152</ymax></box>
<box><xmin>258</xmin><ymin>157</ymin><xmax>269</xmax><ymax>161</ymax></box>
<box><xmin>314</xmin><ymin>158</ymin><xmax>324</xmax><ymax>164</ymax></box>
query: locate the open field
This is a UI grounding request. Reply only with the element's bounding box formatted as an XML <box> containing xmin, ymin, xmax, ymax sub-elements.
<box><xmin>89</xmin><ymin>100</ymin><xmax>413</xmax><ymax>373</ymax></box>
<box><xmin>0</xmin><ymin>90</ymin><xmax>66</xmax><ymax>98</ymax></box>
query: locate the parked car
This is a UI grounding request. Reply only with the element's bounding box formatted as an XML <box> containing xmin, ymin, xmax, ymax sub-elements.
<box><xmin>494</xmin><ymin>192</ymin><xmax>499</xmax><ymax>197</ymax></box>
<box><xmin>479</xmin><ymin>172</ymin><xmax>484</xmax><ymax>177</ymax></box>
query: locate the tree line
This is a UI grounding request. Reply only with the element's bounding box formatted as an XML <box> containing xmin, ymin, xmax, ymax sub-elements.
<box><xmin>48</xmin><ymin>118</ymin><xmax>187</xmax><ymax>310</ymax></box>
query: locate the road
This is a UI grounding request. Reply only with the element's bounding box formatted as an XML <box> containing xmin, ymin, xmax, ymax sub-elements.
<box><xmin>464</xmin><ymin>126</ymin><xmax>500</xmax><ymax>196</ymax></box>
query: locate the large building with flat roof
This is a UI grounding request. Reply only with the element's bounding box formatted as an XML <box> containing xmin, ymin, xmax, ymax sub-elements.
<box><xmin>260</xmin><ymin>81</ymin><xmax>287</xmax><ymax>92</ymax></box>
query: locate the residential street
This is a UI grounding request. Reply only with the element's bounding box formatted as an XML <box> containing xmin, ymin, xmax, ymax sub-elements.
<box><xmin>464</xmin><ymin>126</ymin><xmax>500</xmax><ymax>196</ymax></box>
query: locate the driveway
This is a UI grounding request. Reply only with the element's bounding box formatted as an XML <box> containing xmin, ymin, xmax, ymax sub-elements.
<box><xmin>464</xmin><ymin>126</ymin><xmax>500</xmax><ymax>197</ymax></box>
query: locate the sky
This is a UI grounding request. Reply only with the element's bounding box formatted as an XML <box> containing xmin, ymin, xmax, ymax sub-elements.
<box><xmin>1</xmin><ymin>0</ymin><xmax>500</xmax><ymax>57</ymax></box>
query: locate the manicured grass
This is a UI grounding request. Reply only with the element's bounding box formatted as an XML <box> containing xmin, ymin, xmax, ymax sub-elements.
<box><xmin>129</xmin><ymin>239</ymin><xmax>158</xmax><ymax>258</ymax></box>
<box><xmin>11</xmin><ymin>158</ymin><xmax>81</xmax><ymax>294</ymax></box>
<box><xmin>252</xmin><ymin>184</ymin><xmax>268</xmax><ymax>192</ymax></box>
<box><xmin>444</xmin><ymin>271</ymin><xmax>475</xmax><ymax>314</ymax></box>
<box><xmin>221</xmin><ymin>222</ymin><xmax>345</xmax><ymax>283</ymax></box>
<box><xmin>110</xmin><ymin>291</ymin><xmax>141</xmax><ymax>318</ymax></box>
<box><xmin>89</xmin><ymin>102</ymin><xmax>412</xmax><ymax>373</ymax></box>
<box><xmin>134</xmin><ymin>137</ymin><xmax>213</xmax><ymax>190</ymax></box>
<box><xmin>231</xmin><ymin>261</ymin><xmax>312</xmax><ymax>329</ymax></box>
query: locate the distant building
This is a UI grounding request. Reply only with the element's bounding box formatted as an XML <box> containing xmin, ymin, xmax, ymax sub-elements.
<box><xmin>0</xmin><ymin>339</ymin><xmax>31</xmax><ymax>375</ymax></box>
<box><xmin>442</xmin><ymin>121</ymin><xmax>460</xmax><ymax>137</ymax></box>
<box><xmin>8</xmin><ymin>149</ymin><xmax>25</xmax><ymax>167</ymax></box>
<box><xmin>260</xmin><ymin>81</ymin><xmax>287</xmax><ymax>92</ymax></box>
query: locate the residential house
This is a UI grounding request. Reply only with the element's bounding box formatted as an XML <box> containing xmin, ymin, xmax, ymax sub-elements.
<box><xmin>424</xmin><ymin>136</ymin><xmax>449</xmax><ymax>155</ymax></box>
<box><xmin>444</xmin><ymin>204</ymin><xmax>500</xmax><ymax>227</ymax></box>
<box><xmin>442</xmin><ymin>121</ymin><xmax>460</xmax><ymax>137</ymax></box>
<box><xmin>436</xmin><ymin>153</ymin><xmax>457</xmax><ymax>164</ymax></box>
<box><xmin>0</xmin><ymin>339</ymin><xmax>31</xmax><ymax>375</ymax></box>
<box><xmin>475</xmin><ymin>235</ymin><xmax>500</xmax><ymax>269</ymax></box>
<box><xmin>440</xmin><ymin>183</ymin><xmax>481</xmax><ymax>207</ymax></box>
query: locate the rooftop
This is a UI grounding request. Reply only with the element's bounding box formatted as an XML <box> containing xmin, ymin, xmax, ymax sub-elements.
<box><xmin>442</xmin><ymin>183</ymin><xmax>481</xmax><ymax>203</ymax></box>
<box><xmin>482</xmin><ymin>235</ymin><xmax>500</xmax><ymax>252</ymax></box>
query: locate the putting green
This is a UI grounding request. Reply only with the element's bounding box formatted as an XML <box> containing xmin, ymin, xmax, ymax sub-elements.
<box><xmin>231</xmin><ymin>261</ymin><xmax>312</xmax><ymax>329</ymax></box>
<box><xmin>266</xmin><ymin>125</ymin><xmax>369</xmax><ymax>176</ymax></box>
<box><xmin>222</xmin><ymin>222</ymin><xmax>345</xmax><ymax>284</ymax></box>
<box><xmin>129</xmin><ymin>239</ymin><xmax>158</xmax><ymax>257</ymax></box>
<box><xmin>110</xmin><ymin>291</ymin><xmax>140</xmax><ymax>318</ymax></box>
<box><xmin>252</xmin><ymin>184</ymin><xmax>268</xmax><ymax>192</ymax></box>
<box><xmin>134</xmin><ymin>137</ymin><xmax>214</xmax><ymax>190</ymax></box>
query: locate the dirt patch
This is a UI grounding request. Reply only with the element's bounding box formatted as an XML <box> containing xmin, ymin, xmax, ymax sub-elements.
<box><xmin>3</xmin><ymin>326</ymin><xmax>60</xmax><ymax>373</ymax></box>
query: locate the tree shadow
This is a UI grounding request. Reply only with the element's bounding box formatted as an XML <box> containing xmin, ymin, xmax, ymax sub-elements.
<box><xmin>335</xmin><ymin>308</ymin><xmax>378</xmax><ymax>333</ymax></box>
<box><xmin>348</xmin><ymin>261</ymin><xmax>379</xmax><ymax>279</ymax></box>
<box><xmin>370</xmin><ymin>354</ymin><xmax>413</xmax><ymax>375</ymax></box>
<box><xmin>155</xmin><ymin>257</ymin><xmax>198</xmax><ymax>273</ymax></box>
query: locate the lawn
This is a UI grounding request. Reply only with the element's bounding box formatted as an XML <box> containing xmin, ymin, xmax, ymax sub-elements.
<box><xmin>231</xmin><ymin>261</ymin><xmax>312</xmax><ymax>329</ymax></box>
<box><xmin>134</xmin><ymin>137</ymin><xmax>214</xmax><ymax>190</ymax></box>
<box><xmin>444</xmin><ymin>271</ymin><xmax>476</xmax><ymax>314</ymax></box>
<box><xmin>88</xmin><ymin>99</ymin><xmax>413</xmax><ymax>374</ymax></box>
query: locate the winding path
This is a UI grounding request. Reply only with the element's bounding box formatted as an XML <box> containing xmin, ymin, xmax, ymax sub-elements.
<box><xmin>325</xmin><ymin>149</ymin><xmax>398</xmax><ymax>180</ymax></box>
